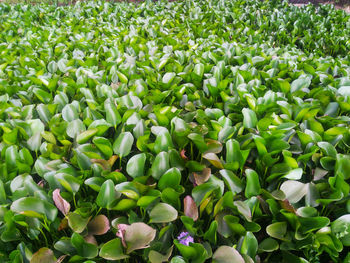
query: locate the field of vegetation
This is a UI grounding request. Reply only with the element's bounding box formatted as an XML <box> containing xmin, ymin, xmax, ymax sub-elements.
<box><xmin>0</xmin><ymin>0</ymin><xmax>350</xmax><ymax>262</ymax></box>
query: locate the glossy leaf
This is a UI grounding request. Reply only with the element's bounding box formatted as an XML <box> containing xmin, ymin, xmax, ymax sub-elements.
<box><xmin>113</xmin><ymin>132</ymin><xmax>134</xmax><ymax>158</ymax></box>
<box><xmin>99</xmin><ymin>238</ymin><xmax>129</xmax><ymax>260</ymax></box>
<box><xmin>213</xmin><ymin>246</ymin><xmax>244</xmax><ymax>263</ymax></box>
<box><xmin>11</xmin><ymin>197</ymin><xmax>57</xmax><ymax>222</ymax></box>
<box><xmin>126</xmin><ymin>153</ymin><xmax>146</xmax><ymax>178</ymax></box>
<box><xmin>149</xmin><ymin>203</ymin><xmax>178</xmax><ymax>223</ymax></box>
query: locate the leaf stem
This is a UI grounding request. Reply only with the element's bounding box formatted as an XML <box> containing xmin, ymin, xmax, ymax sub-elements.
<box><xmin>73</xmin><ymin>194</ymin><xmax>77</xmax><ymax>209</ymax></box>
<box><xmin>190</xmin><ymin>142</ymin><xmax>194</xmax><ymax>160</ymax></box>
<box><xmin>39</xmin><ymin>228</ymin><xmax>49</xmax><ymax>247</ymax></box>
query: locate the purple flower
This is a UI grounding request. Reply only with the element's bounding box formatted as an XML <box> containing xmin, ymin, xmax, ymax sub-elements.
<box><xmin>177</xmin><ymin>231</ymin><xmax>194</xmax><ymax>246</ymax></box>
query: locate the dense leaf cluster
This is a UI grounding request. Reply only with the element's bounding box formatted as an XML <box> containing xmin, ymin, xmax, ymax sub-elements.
<box><xmin>0</xmin><ymin>0</ymin><xmax>350</xmax><ymax>262</ymax></box>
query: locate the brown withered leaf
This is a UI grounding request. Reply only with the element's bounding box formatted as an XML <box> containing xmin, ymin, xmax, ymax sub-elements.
<box><xmin>180</xmin><ymin>149</ymin><xmax>188</xmax><ymax>160</ymax></box>
<box><xmin>279</xmin><ymin>199</ymin><xmax>296</xmax><ymax>214</ymax></box>
<box><xmin>91</xmin><ymin>159</ymin><xmax>110</xmax><ymax>170</ymax></box>
<box><xmin>87</xmin><ymin>215</ymin><xmax>110</xmax><ymax>236</ymax></box>
<box><xmin>58</xmin><ymin>218</ymin><xmax>68</xmax><ymax>231</ymax></box>
<box><xmin>193</xmin><ymin>168</ymin><xmax>211</xmax><ymax>185</ymax></box>
<box><xmin>52</xmin><ymin>189</ymin><xmax>70</xmax><ymax>216</ymax></box>
<box><xmin>184</xmin><ymin>195</ymin><xmax>198</xmax><ymax>221</ymax></box>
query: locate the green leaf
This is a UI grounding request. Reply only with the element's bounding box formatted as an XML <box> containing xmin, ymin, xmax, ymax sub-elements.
<box><xmin>88</xmin><ymin>119</ymin><xmax>112</xmax><ymax>136</ymax></box>
<box><xmin>105</xmin><ymin>98</ymin><xmax>121</xmax><ymax>127</ymax></box>
<box><xmin>242</xmin><ymin>108</ymin><xmax>257</xmax><ymax>129</ymax></box>
<box><xmin>291</xmin><ymin>76</ymin><xmax>311</xmax><ymax>93</ymax></box>
<box><xmin>113</xmin><ymin>199</ymin><xmax>137</xmax><ymax>211</ymax></box>
<box><xmin>27</xmin><ymin>133</ymin><xmax>41</xmax><ymax>152</ymax></box>
<box><xmin>67</xmin><ymin>212</ymin><xmax>90</xmax><ymax>233</ymax></box>
<box><xmin>151</xmin><ymin>152</ymin><xmax>170</xmax><ymax>180</ymax></box>
<box><xmin>299</xmin><ymin>216</ymin><xmax>330</xmax><ymax>233</ymax></box>
<box><xmin>158</xmin><ymin>168</ymin><xmax>182</xmax><ymax>191</ymax></box>
<box><xmin>335</xmin><ymin>154</ymin><xmax>350</xmax><ymax>180</ymax></box>
<box><xmin>149</xmin><ymin>246</ymin><xmax>173</xmax><ymax>263</ymax></box>
<box><xmin>71</xmin><ymin>233</ymin><xmax>98</xmax><ymax>259</ymax></box>
<box><xmin>10</xmin><ymin>197</ymin><xmax>57</xmax><ymax>222</ymax></box>
<box><xmin>154</xmin><ymin>130</ymin><xmax>174</xmax><ymax>153</ymax></box>
<box><xmin>0</xmin><ymin>179</ymin><xmax>6</xmax><ymax>204</ymax></box>
<box><xmin>240</xmin><ymin>232</ymin><xmax>258</xmax><ymax>259</ymax></box>
<box><xmin>47</xmin><ymin>61</ymin><xmax>57</xmax><ymax>74</ymax></box>
<box><xmin>113</xmin><ymin>132</ymin><xmax>134</xmax><ymax>158</ymax></box>
<box><xmin>234</xmin><ymin>201</ymin><xmax>252</xmax><ymax>222</ymax></box>
<box><xmin>126</xmin><ymin>153</ymin><xmax>147</xmax><ymax>178</ymax></box>
<box><xmin>77</xmin><ymin>128</ymin><xmax>99</xmax><ymax>144</ymax></box>
<box><xmin>66</xmin><ymin>119</ymin><xmax>86</xmax><ymax>139</ymax></box>
<box><xmin>56</xmin><ymin>173</ymin><xmax>80</xmax><ymax>194</ymax></box>
<box><xmin>188</xmin><ymin>133</ymin><xmax>208</xmax><ymax>153</ymax></box>
<box><xmin>266</xmin><ymin>222</ymin><xmax>288</xmax><ymax>241</ymax></box>
<box><xmin>30</xmin><ymin>248</ymin><xmax>56</xmax><ymax>263</ymax></box>
<box><xmin>92</xmin><ymin>137</ymin><xmax>113</xmax><ymax>159</ymax></box>
<box><xmin>96</xmin><ymin>180</ymin><xmax>117</xmax><ymax>209</ymax></box>
<box><xmin>124</xmin><ymin>222</ymin><xmax>156</xmax><ymax>253</ymax></box>
<box><xmin>193</xmin><ymin>63</ymin><xmax>204</xmax><ymax>79</ymax></box>
<box><xmin>219</xmin><ymin>169</ymin><xmax>243</xmax><ymax>194</ymax></box>
<box><xmin>62</xmin><ymin>104</ymin><xmax>79</xmax><ymax>122</ymax></box>
<box><xmin>318</xmin><ymin>142</ymin><xmax>337</xmax><ymax>158</ymax></box>
<box><xmin>99</xmin><ymin>238</ymin><xmax>129</xmax><ymax>260</ymax></box>
<box><xmin>173</xmin><ymin>240</ymin><xmax>197</xmax><ymax>260</ymax></box>
<box><xmin>85</xmin><ymin>177</ymin><xmax>105</xmax><ymax>192</ymax></box>
<box><xmin>226</xmin><ymin>139</ymin><xmax>242</xmax><ymax>169</ymax></box>
<box><xmin>280</xmin><ymin>180</ymin><xmax>307</xmax><ymax>203</ymax></box>
<box><xmin>203</xmin><ymin>220</ymin><xmax>217</xmax><ymax>244</ymax></box>
<box><xmin>283</xmin><ymin>168</ymin><xmax>303</xmax><ymax>180</ymax></box>
<box><xmin>170</xmin><ymin>256</ymin><xmax>187</xmax><ymax>263</ymax></box>
<box><xmin>149</xmin><ymin>203</ymin><xmax>178</xmax><ymax>223</ymax></box>
<box><xmin>33</xmin><ymin>88</ymin><xmax>52</xmax><ymax>104</ymax></box>
<box><xmin>212</xmin><ymin>246</ymin><xmax>244</xmax><ymax>263</ymax></box>
<box><xmin>258</xmin><ymin>238</ymin><xmax>279</xmax><ymax>252</ymax></box>
<box><xmin>331</xmin><ymin>214</ymin><xmax>350</xmax><ymax>246</ymax></box>
<box><xmin>162</xmin><ymin>72</ymin><xmax>176</xmax><ymax>85</ymax></box>
<box><xmin>245</xmin><ymin>169</ymin><xmax>261</xmax><ymax>198</ymax></box>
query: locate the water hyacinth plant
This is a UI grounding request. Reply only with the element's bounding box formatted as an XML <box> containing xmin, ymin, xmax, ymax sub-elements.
<box><xmin>0</xmin><ymin>0</ymin><xmax>350</xmax><ymax>262</ymax></box>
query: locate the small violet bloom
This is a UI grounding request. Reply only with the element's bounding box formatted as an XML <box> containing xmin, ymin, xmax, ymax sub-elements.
<box><xmin>177</xmin><ymin>231</ymin><xmax>194</xmax><ymax>246</ymax></box>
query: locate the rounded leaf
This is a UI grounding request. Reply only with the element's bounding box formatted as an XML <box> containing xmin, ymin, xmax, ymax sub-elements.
<box><xmin>149</xmin><ymin>203</ymin><xmax>178</xmax><ymax>223</ymax></box>
<box><xmin>280</xmin><ymin>180</ymin><xmax>307</xmax><ymax>203</ymax></box>
<box><xmin>126</xmin><ymin>153</ymin><xmax>146</xmax><ymax>178</ymax></box>
<box><xmin>62</xmin><ymin>104</ymin><xmax>79</xmax><ymax>122</ymax></box>
<box><xmin>331</xmin><ymin>214</ymin><xmax>350</xmax><ymax>246</ymax></box>
<box><xmin>66</xmin><ymin>119</ymin><xmax>85</xmax><ymax>139</ymax></box>
<box><xmin>67</xmin><ymin>212</ymin><xmax>90</xmax><ymax>233</ymax></box>
<box><xmin>87</xmin><ymin>215</ymin><xmax>110</xmax><ymax>235</ymax></box>
<box><xmin>100</xmin><ymin>238</ymin><xmax>129</xmax><ymax>260</ymax></box>
<box><xmin>30</xmin><ymin>248</ymin><xmax>56</xmax><ymax>263</ymax></box>
<box><xmin>151</xmin><ymin>151</ymin><xmax>170</xmax><ymax>180</ymax></box>
<box><xmin>242</xmin><ymin>108</ymin><xmax>257</xmax><ymax>129</ymax></box>
<box><xmin>266</xmin><ymin>222</ymin><xmax>288</xmax><ymax>241</ymax></box>
<box><xmin>124</xmin><ymin>222</ymin><xmax>157</xmax><ymax>253</ymax></box>
<box><xmin>213</xmin><ymin>246</ymin><xmax>244</xmax><ymax>263</ymax></box>
<box><xmin>96</xmin><ymin>179</ymin><xmax>117</xmax><ymax>209</ymax></box>
<box><xmin>11</xmin><ymin>197</ymin><xmax>57</xmax><ymax>222</ymax></box>
<box><xmin>113</xmin><ymin>132</ymin><xmax>134</xmax><ymax>158</ymax></box>
<box><xmin>158</xmin><ymin>168</ymin><xmax>182</xmax><ymax>191</ymax></box>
